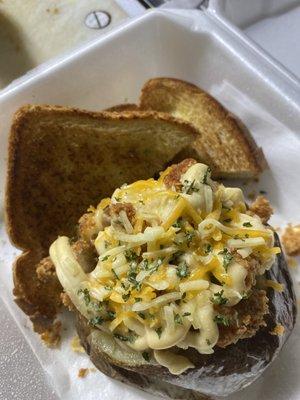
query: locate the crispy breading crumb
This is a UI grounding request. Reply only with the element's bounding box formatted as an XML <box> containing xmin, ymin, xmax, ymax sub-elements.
<box><xmin>249</xmin><ymin>195</ymin><xmax>273</xmax><ymax>223</ymax></box>
<box><xmin>61</xmin><ymin>292</ymin><xmax>75</xmax><ymax>311</ymax></box>
<box><xmin>71</xmin><ymin>336</ymin><xmax>85</xmax><ymax>353</ymax></box>
<box><xmin>164</xmin><ymin>158</ymin><xmax>197</xmax><ymax>189</ymax></box>
<box><xmin>41</xmin><ymin>321</ymin><xmax>61</xmax><ymax>348</ymax></box>
<box><xmin>287</xmin><ymin>257</ymin><xmax>298</xmax><ymax>269</ymax></box>
<box><xmin>282</xmin><ymin>224</ymin><xmax>300</xmax><ymax>256</ymax></box>
<box><xmin>78</xmin><ymin>368</ymin><xmax>89</xmax><ymax>378</ymax></box>
<box><xmin>36</xmin><ymin>257</ymin><xmax>57</xmax><ymax>282</ymax></box>
<box><xmin>270</xmin><ymin>324</ymin><xmax>285</xmax><ymax>336</ymax></box>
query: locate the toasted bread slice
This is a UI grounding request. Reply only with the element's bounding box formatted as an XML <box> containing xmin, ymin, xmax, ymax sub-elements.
<box><xmin>105</xmin><ymin>103</ymin><xmax>139</xmax><ymax>112</ymax></box>
<box><xmin>6</xmin><ymin>105</ymin><xmax>197</xmax><ymax>326</ymax></box>
<box><xmin>140</xmin><ymin>78</ymin><xmax>267</xmax><ymax>178</ymax></box>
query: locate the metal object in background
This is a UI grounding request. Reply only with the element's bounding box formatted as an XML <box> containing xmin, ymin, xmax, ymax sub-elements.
<box><xmin>85</xmin><ymin>10</ymin><xmax>111</xmax><ymax>29</ymax></box>
<box><xmin>136</xmin><ymin>0</ymin><xmax>207</xmax><ymax>8</ymax></box>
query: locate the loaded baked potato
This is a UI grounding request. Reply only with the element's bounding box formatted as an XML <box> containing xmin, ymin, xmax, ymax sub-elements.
<box><xmin>49</xmin><ymin>159</ymin><xmax>296</xmax><ymax>398</ymax></box>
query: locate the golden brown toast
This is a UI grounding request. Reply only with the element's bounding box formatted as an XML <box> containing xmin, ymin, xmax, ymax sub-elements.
<box><xmin>105</xmin><ymin>103</ymin><xmax>139</xmax><ymax>112</ymax></box>
<box><xmin>6</xmin><ymin>105</ymin><xmax>197</xmax><ymax>328</ymax></box>
<box><xmin>140</xmin><ymin>78</ymin><xmax>267</xmax><ymax>178</ymax></box>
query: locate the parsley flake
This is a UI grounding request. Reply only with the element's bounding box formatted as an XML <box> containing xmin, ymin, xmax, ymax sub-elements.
<box><xmin>122</xmin><ymin>292</ymin><xmax>131</xmax><ymax>302</ymax></box>
<box><xmin>204</xmin><ymin>243</ymin><xmax>212</xmax><ymax>254</ymax></box>
<box><xmin>176</xmin><ymin>262</ymin><xmax>190</xmax><ymax>278</ymax></box>
<box><xmin>125</xmin><ymin>250</ymin><xmax>138</xmax><ymax>262</ymax></box>
<box><xmin>89</xmin><ymin>316</ymin><xmax>104</xmax><ymax>326</ymax></box>
<box><xmin>214</xmin><ymin>315</ymin><xmax>230</xmax><ymax>327</ymax></box>
<box><xmin>219</xmin><ymin>248</ymin><xmax>233</xmax><ymax>271</ymax></box>
<box><xmin>202</xmin><ymin>167</ymin><xmax>211</xmax><ymax>184</ymax></box>
<box><xmin>155</xmin><ymin>327</ymin><xmax>162</xmax><ymax>338</ymax></box>
<box><xmin>212</xmin><ymin>290</ymin><xmax>228</xmax><ymax>305</ymax></box>
<box><xmin>77</xmin><ymin>288</ymin><xmax>91</xmax><ymax>306</ymax></box>
<box><xmin>137</xmin><ymin>312</ymin><xmax>146</xmax><ymax>320</ymax></box>
<box><xmin>243</xmin><ymin>222</ymin><xmax>252</xmax><ymax>227</ymax></box>
<box><xmin>183</xmin><ymin>312</ymin><xmax>191</xmax><ymax>317</ymax></box>
<box><xmin>174</xmin><ymin>314</ymin><xmax>183</xmax><ymax>325</ymax></box>
<box><xmin>107</xmin><ymin>311</ymin><xmax>116</xmax><ymax>320</ymax></box>
<box><xmin>112</xmin><ymin>268</ymin><xmax>119</xmax><ymax>280</ymax></box>
<box><xmin>142</xmin><ymin>352</ymin><xmax>150</xmax><ymax>362</ymax></box>
<box><xmin>185</xmin><ymin>231</ymin><xmax>195</xmax><ymax>246</ymax></box>
<box><xmin>182</xmin><ymin>179</ymin><xmax>199</xmax><ymax>194</ymax></box>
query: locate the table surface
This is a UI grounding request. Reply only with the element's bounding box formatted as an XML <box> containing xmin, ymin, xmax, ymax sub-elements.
<box><xmin>0</xmin><ymin>2</ymin><xmax>299</xmax><ymax>400</ymax></box>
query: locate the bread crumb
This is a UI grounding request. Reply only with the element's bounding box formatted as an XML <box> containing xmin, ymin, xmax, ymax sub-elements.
<box><xmin>282</xmin><ymin>224</ymin><xmax>300</xmax><ymax>256</ymax></box>
<box><xmin>61</xmin><ymin>292</ymin><xmax>75</xmax><ymax>311</ymax></box>
<box><xmin>249</xmin><ymin>195</ymin><xmax>273</xmax><ymax>223</ymax></box>
<box><xmin>270</xmin><ymin>324</ymin><xmax>285</xmax><ymax>336</ymax></box>
<box><xmin>41</xmin><ymin>321</ymin><xmax>61</xmax><ymax>348</ymax></box>
<box><xmin>71</xmin><ymin>336</ymin><xmax>85</xmax><ymax>353</ymax></box>
<box><xmin>287</xmin><ymin>257</ymin><xmax>298</xmax><ymax>269</ymax></box>
<box><xmin>78</xmin><ymin>368</ymin><xmax>89</xmax><ymax>378</ymax></box>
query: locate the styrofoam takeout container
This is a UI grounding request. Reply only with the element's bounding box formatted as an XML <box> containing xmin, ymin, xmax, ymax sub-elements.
<box><xmin>0</xmin><ymin>8</ymin><xmax>299</xmax><ymax>400</ymax></box>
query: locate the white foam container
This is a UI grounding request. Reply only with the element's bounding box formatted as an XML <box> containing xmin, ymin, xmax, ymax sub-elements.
<box><xmin>0</xmin><ymin>8</ymin><xmax>299</xmax><ymax>400</ymax></box>
<box><xmin>209</xmin><ymin>0</ymin><xmax>300</xmax><ymax>79</ymax></box>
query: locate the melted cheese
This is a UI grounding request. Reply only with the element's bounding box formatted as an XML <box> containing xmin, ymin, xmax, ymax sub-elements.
<box><xmin>50</xmin><ymin>161</ymin><xmax>277</xmax><ymax>375</ymax></box>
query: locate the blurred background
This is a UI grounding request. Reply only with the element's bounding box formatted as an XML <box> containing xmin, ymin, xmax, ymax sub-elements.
<box><xmin>0</xmin><ymin>0</ymin><xmax>299</xmax><ymax>91</ymax></box>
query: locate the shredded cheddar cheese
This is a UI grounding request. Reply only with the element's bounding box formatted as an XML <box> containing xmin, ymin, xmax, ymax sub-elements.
<box><xmin>50</xmin><ymin>161</ymin><xmax>278</xmax><ymax>373</ymax></box>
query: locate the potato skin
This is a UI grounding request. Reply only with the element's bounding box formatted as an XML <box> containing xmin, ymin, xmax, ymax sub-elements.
<box><xmin>75</xmin><ymin>233</ymin><xmax>296</xmax><ymax>398</ymax></box>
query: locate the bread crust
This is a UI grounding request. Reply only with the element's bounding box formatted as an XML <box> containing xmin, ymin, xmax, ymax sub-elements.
<box><xmin>140</xmin><ymin>78</ymin><xmax>267</xmax><ymax>178</ymax></box>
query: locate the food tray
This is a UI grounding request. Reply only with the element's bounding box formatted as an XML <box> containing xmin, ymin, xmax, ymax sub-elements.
<box><xmin>0</xmin><ymin>8</ymin><xmax>299</xmax><ymax>400</ymax></box>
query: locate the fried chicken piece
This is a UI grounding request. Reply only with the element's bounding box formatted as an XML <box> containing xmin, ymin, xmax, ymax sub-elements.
<box><xmin>249</xmin><ymin>195</ymin><xmax>273</xmax><ymax>223</ymax></box>
<box><xmin>217</xmin><ymin>289</ymin><xmax>268</xmax><ymax>348</ymax></box>
<box><xmin>282</xmin><ymin>224</ymin><xmax>300</xmax><ymax>256</ymax></box>
<box><xmin>164</xmin><ymin>158</ymin><xmax>197</xmax><ymax>189</ymax></box>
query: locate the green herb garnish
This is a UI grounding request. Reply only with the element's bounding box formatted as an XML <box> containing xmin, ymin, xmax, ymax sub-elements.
<box><xmin>142</xmin><ymin>352</ymin><xmax>150</xmax><ymax>362</ymax></box>
<box><xmin>140</xmin><ymin>259</ymin><xmax>149</xmax><ymax>270</ymax></box>
<box><xmin>185</xmin><ymin>231</ymin><xmax>195</xmax><ymax>246</ymax></box>
<box><xmin>89</xmin><ymin>316</ymin><xmax>104</xmax><ymax>326</ymax></box>
<box><xmin>125</xmin><ymin>249</ymin><xmax>138</xmax><ymax>262</ymax></box>
<box><xmin>176</xmin><ymin>262</ymin><xmax>190</xmax><ymax>278</ymax></box>
<box><xmin>214</xmin><ymin>315</ymin><xmax>230</xmax><ymax>326</ymax></box>
<box><xmin>122</xmin><ymin>293</ymin><xmax>130</xmax><ymax>302</ymax></box>
<box><xmin>202</xmin><ymin>167</ymin><xmax>211</xmax><ymax>184</ymax></box>
<box><xmin>172</xmin><ymin>218</ymin><xmax>183</xmax><ymax>229</ymax></box>
<box><xmin>182</xmin><ymin>179</ymin><xmax>199</xmax><ymax>194</ymax></box>
<box><xmin>155</xmin><ymin>327</ymin><xmax>162</xmax><ymax>338</ymax></box>
<box><xmin>174</xmin><ymin>314</ymin><xmax>183</xmax><ymax>325</ymax></box>
<box><xmin>212</xmin><ymin>290</ymin><xmax>228</xmax><ymax>305</ymax></box>
<box><xmin>243</xmin><ymin>222</ymin><xmax>252</xmax><ymax>227</ymax></box>
<box><xmin>114</xmin><ymin>333</ymin><xmax>130</xmax><ymax>342</ymax></box>
<box><xmin>204</xmin><ymin>243</ymin><xmax>212</xmax><ymax>254</ymax></box>
<box><xmin>101</xmin><ymin>255</ymin><xmax>109</xmax><ymax>261</ymax></box>
<box><xmin>77</xmin><ymin>288</ymin><xmax>91</xmax><ymax>306</ymax></box>
<box><xmin>137</xmin><ymin>312</ymin><xmax>146</xmax><ymax>320</ymax></box>
<box><xmin>112</xmin><ymin>268</ymin><xmax>119</xmax><ymax>280</ymax></box>
<box><xmin>219</xmin><ymin>248</ymin><xmax>233</xmax><ymax>271</ymax></box>
<box><xmin>107</xmin><ymin>311</ymin><xmax>116</xmax><ymax>320</ymax></box>
<box><xmin>183</xmin><ymin>312</ymin><xmax>191</xmax><ymax>317</ymax></box>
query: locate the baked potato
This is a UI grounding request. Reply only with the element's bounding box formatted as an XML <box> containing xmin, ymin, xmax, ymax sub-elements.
<box><xmin>49</xmin><ymin>159</ymin><xmax>296</xmax><ymax>398</ymax></box>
